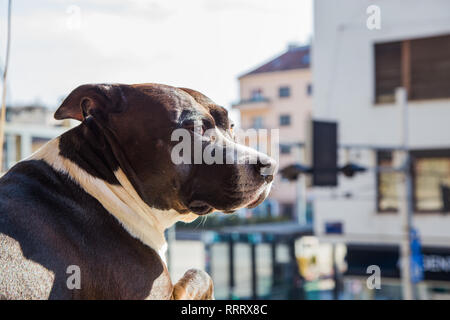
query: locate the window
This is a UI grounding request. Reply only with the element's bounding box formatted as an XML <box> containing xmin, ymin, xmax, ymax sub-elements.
<box><xmin>279</xmin><ymin>114</ymin><xmax>291</xmax><ymax>126</ymax></box>
<box><xmin>280</xmin><ymin>203</ymin><xmax>294</xmax><ymax>218</ymax></box>
<box><xmin>252</xmin><ymin>116</ymin><xmax>264</xmax><ymax>129</ymax></box>
<box><xmin>375</xmin><ymin>34</ymin><xmax>450</xmax><ymax>103</ymax></box>
<box><xmin>250</xmin><ymin>88</ymin><xmax>263</xmax><ymax>101</ymax></box>
<box><xmin>280</xmin><ymin>144</ymin><xmax>291</xmax><ymax>155</ymax></box>
<box><xmin>375</xmin><ymin>41</ymin><xmax>402</xmax><ymax>103</ymax></box>
<box><xmin>306</xmin><ymin>83</ymin><xmax>313</xmax><ymax>96</ymax></box>
<box><xmin>279</xmin><ymin>86</ymin><xmax>291</xmax><ymax>98</ymax></box>
<box><xmin>410</xmin><ymin>35</ymin><xmax>450</xmax><ymax>100</ymax></box>
<box><xmin>377</xmin><ymin>149</ymin><xmax>450</xmax><ymax>213</ymax></box>
<box><xmin>412</xmin><ymin>149</ymin><xmax>450</xmax><ymax>212</ymax></box>
<box><xmin>377</xmin><ymin>150</ymin><xmax>399</xmax><ymax>212</ymax></box>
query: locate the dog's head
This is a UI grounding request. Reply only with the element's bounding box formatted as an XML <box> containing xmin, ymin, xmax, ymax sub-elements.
<box><xmin>55</xmin><ymin>83</ymin><xmax>277</xmax><ymax>216</ymax></box>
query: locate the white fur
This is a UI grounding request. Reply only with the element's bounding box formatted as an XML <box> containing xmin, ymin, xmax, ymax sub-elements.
<box><xmin>28</xmin><ymin>138</ymin><xmax>198</xmax><ymax>264</ymax></box>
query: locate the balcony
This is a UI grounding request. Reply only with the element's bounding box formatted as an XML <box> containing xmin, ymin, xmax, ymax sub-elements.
<box><xmin>232</xmin><ymin>96</ymin><xmax>271</xmax><ymax>111</ymax></box>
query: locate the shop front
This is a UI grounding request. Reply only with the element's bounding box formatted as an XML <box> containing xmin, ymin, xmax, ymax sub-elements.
<box><xmin>343</xmin><ymin>244</ymin><xmax>450</xmax><ymax>299</ymax></box>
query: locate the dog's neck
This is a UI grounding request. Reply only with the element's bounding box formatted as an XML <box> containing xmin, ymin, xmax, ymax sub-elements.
<box><xmin>28</xmin><ymin>123</ymin><xmax>197</xmax><ymax>264</ymax></box>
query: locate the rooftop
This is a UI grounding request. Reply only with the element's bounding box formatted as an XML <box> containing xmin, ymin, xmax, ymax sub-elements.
<box><xmin>239</xmin><ymin>45</ymin><xmax>310</xmax><ymax>78</ymax></box>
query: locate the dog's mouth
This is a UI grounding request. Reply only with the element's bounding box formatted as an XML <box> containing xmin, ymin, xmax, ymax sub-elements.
<box><xmin>244</xmin><ymin>184</ymin><xmax>272</xmax><ymax>209</ymax></box>
<box><xmin>188</xmin><ymin>182</ymin><xmax>272</xmax><ymax>215</ymax></box>
<box><xmin>246</xmin><ymin>192</ymin><xmax>266</xmax><ymax>209</ymax></box>
<box><xmin>188</xmin><ymin>200</ymin><xmax>215</xmax><ymax>215</ymax></box>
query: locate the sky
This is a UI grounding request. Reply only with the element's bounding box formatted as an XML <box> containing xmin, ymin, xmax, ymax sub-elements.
<box><xmin>0</xmin><ymin>0</ymin><xmax>312</xmax><ymax>117</ymax></box>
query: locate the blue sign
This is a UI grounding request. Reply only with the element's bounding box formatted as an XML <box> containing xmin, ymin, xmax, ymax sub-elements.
<box><xmin>410</xmin><ymin>228</ymin><xmax>424</xmax><ymax>283</ymax></box>
<box><xmin>325</xmin><ymin>222</ymin><xmax>343</xmax><ymax>234</ymax></box>
<box><xmin>202</xmin><ymin>231</ymin><xmax>218</xmax><ymax>244</ymax></box>
<box><xmin>248</xmin><ymin>233</ymin><xmax>262</xmax><ymax>244</ymax></box>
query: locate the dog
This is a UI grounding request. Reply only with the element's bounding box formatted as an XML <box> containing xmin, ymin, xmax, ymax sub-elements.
<box><xmin>0</xmin><ymin>83</ymin><xmax>277</xmax><ymax>299</ymax></box>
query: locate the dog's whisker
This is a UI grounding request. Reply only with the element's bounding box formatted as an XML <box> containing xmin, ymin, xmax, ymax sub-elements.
<box><xmin>201</xmin><ymin>215</ymin><xmax>208</xmax><ymax>227</ymax></box>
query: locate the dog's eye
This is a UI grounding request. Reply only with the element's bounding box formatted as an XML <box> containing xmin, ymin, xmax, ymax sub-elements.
<box><xmin>183</xmin><ymin>121</ymin><xmax>205</xmax><ymax>135</ymax></box>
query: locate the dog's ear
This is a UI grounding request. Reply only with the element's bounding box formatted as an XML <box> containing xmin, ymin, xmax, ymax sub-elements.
<box><xmin>54</xmin><ymin>84</ymin><xmax>126</xmax><ymax>121</ymax></box>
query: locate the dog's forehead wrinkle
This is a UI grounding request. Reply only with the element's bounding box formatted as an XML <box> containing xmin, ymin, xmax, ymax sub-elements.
<box><xmin>174</xmin><ymin>108</ymin><xmax>216</xmax><ymax>129</ymax></box>
<box><xmin>178</xmin><ymin>109</ymin><xmax>202</xmax><ymax>123</ymax></box>
<box><xmin>132</xmin><ymin>85</ymin><xmax>220</xmax><ymax>127</ymax></box>
<box><xmin>135</xmin><ymin>85</ymin><xmax>189</xmax><ymax>107</ymax></box>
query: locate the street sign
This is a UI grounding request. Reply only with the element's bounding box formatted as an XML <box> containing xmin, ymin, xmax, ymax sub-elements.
<box><xmin>410</xmin><ymin>228</ymin><xmax>424</xmax><ymax>284</ymax></box>
<box><xmin>202</xmin><ymin>231</ymin><xmax>218</xmax><ymax>244</ymax></box>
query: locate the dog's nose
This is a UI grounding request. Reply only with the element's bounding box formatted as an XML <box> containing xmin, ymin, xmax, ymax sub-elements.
<box><xmin>256</xmin><ymin>156</ymin><xmax>277</xmax><ymax>183</ymax></box>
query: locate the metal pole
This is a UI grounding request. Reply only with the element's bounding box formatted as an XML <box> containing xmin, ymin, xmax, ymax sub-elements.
<box><xmin>396</xmin><ymin>87</ymin><xmax>415</xmax><ymax>300</ymax></box>
<box><xmin>250</xmin><ymin>242</ymin><xmax>257</xmax><ymax>299</ymax></box>
<box><xmin>228</xmin><ymin>236</ymin><xmax>235</xmax><ymax>299</ymax></box>
<box><xmin>271</xmin><ymin>241</ymin><xmax>277</xmax><ymax>291</ymax></box>
<box><xmin>288</xmin><ymin>239</ymin><xmax>303</xmax><ymax>299</ymax></box>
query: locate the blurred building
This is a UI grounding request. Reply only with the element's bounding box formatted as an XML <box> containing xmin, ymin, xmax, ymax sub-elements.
<box><xmin>313</xmin><ymin>0</ymin><xmax>450</xmax><ymax>299</ymax></box>
<box><xmin>1</xmin><ymin>105</ymin><xmax>70</xmax><ymax>171</ymax></box>
<box><xmin>233</xmin><ymin>45</ymin><xmax>313</xmax><ymax>220</ymax></box>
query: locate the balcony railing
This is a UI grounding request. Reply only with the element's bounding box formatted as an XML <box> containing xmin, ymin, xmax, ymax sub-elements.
<box><xmin>232</xmin><ymin>96</ymin><xmax>271</xmax><ymax>110</ymax></box>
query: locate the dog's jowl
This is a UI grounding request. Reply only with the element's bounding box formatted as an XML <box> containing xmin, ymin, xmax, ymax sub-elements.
<box><xmin>0</xmin><ymin>83</ymin><xmax>277</xmax><ymax>300</ymax></box>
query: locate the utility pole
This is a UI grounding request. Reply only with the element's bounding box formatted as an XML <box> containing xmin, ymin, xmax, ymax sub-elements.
<box><xmin>396</xmin><ymin>87</ymin><xmax>415</xmax><ymax>300</ymax></box>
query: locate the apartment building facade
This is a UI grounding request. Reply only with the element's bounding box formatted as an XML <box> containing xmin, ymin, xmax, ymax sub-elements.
<box><xmin>313</xmin><ymin>0</ymin><xmax>450</xmax><ymax>299</ymax></box>
<box><xmin>233</xmin><ymin>45</ymin><xmax>312</xmax><ymax>219</ymax></box>
<box><xmin>1</xmin><ymin>106</ymin><xmax>70</xmax><ymax>172</ymax></box>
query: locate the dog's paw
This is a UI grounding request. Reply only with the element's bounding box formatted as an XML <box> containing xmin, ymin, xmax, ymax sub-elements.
<box><xmin>173</xmin><ymin>268</ymin><xmax>214</xmax><ymax>300</ymax></box>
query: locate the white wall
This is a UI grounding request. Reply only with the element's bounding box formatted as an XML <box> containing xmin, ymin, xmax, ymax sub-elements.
<box><xmin>312</xmin><ymin>0</ymin><xmax>450</xmax><ymax>246</ymax></box>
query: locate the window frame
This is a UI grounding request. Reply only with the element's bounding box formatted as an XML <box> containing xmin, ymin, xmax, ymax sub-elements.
<box><xmin>376</xmin><ymin>149</ymin><xmax>399</xmax><ymax>214</ymax></box>
<box><xmin>280</xmin><ymin>202</ymin><xmax>295</xmax><ymax>218</ymax></box>
<box><xmin>280</xmin><ymin>144</ymin><xmax>291</xmax><ymax>155</ymax></box>
<box><xmin>374</xmin><ymin>33</ymin><xmax>450</xmax><ymax>105</ymax></box>
<box><xmin>306</xmin><ymin>83</ymin><xmax>313</xmax><ymax>96</ymax></box>
<box><xmin>279</xmin><ymin>86</ymin><xmax>291</xmax><ymax>98</ymax></box>
<box><xmin>411</xmin><ymin>149</ymin><xmax>450</xmax><ymax>214</ymax></box>
<box><xmin>374</xmin><ymin>41</ymin><xmax>402</xmax><ymax>104</ymax></box>
<box><xmin>250</xmin><ymin>88</ymin><xmax>264</xmax><ymax>101</ymax></box>
<box><xmin>279</xmin><ymin>114</ymin><xmax>291</xmax><ymax>126</ymax></box>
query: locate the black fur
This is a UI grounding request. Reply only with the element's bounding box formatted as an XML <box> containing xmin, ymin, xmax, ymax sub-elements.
<box><xmin>59</xmin><ymin>117</ymin><xmax>120</xmax><ymax>185</ymax></box>
<box><xmin>0</xmin><ymin>160</ymin><xmax>169</xmax><ymax>299</ymax></box>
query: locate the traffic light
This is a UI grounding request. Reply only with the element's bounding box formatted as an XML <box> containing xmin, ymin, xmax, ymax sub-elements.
<box><xmin>312</xmin><ymin>120</ymin><xmax>338</xmax><ymax>186</ymax></box>
<box><xmin>340</xmin><ymin>163</ymin><xmax>367</xmax><ymax>177</ymax></box>
<box><xmin>280</xmin><ymin>163</ymin><xmax>312</xmax><ymax>181</ymax></box>
<box><xmin>280</xmin><ymin>120</ymin><xmax>367</xmax><ymax>185</ymax></box>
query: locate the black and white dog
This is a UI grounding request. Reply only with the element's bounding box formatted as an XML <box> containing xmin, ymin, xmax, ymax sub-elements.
<box><xmin>0</xmin><ymin>83</ymin><xmax>277</xmax><ymax>299</ymax></box>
